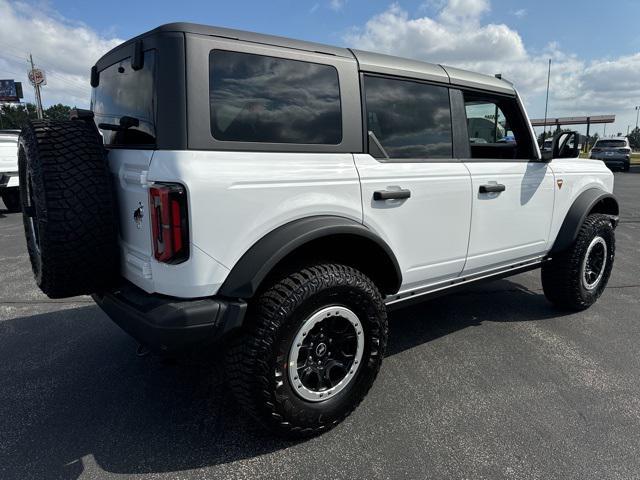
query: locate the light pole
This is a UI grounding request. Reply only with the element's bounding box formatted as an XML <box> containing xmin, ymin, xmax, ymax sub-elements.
<box><xmin>635</xmin><ymin>106</ymin><xmax>640</xmax><ymax>130</ymax></box>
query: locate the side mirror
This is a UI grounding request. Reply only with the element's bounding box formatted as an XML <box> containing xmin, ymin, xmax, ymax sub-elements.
<box><xmin>542</xmin><ymin>131</ymin><xmax>580</xmax><ymax>161</ymax></box>
<box><xmin>552</xmin><ymin>131</ymin><xmax>580</xmax><ymax>159</ymax></box>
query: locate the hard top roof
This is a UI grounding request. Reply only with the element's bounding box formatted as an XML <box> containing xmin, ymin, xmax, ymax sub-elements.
<box><xmin>99</xmin><ymin>22</ymin><xmax>516</xmax><ymax>95</ymax></box>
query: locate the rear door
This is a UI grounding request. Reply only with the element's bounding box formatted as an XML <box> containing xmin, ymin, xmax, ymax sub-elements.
<box><xmin>460</xmin><ymin>92</ymin><xmax>555</xmax><ymax>274</ymax></box>
<box><xmin>92</xmin><ymin>50</ymin><xmax>158</xmax><ymax>291</ymax></box>
<box><xmin>355</xmin><ymin>75</ymin><xmax>472</xmax><ymax>292</ymax></box>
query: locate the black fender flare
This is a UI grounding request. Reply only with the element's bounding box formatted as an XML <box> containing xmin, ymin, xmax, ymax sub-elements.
<box><xmin>218</xmin><ymin>216</ymin><xmax>402</xmax><ymax>298</ymax></box>
<box><xmin>550</xmin><ymin>188</ymin><xmax>619</xmax><ymax>254</ymax></box>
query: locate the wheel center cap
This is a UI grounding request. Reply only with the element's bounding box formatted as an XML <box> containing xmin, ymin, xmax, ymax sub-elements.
<box><xmin>315</xmin><ymin>343</ymin><xmax>327</xmax><ymax>357</ymax></box>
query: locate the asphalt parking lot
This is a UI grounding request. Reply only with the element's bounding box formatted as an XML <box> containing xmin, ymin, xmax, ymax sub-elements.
<box><xmin>1</xmin><ymin>168</ymin><xmax>640</xmax><ymax>480</ymax></box>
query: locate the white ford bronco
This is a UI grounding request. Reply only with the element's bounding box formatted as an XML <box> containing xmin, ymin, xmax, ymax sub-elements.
<box><xmin>18</xmin><ymin>23</ymin><xmax>618</xmax><ymax>438</ymax></box>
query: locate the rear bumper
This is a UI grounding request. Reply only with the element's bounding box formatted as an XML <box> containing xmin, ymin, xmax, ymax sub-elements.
<box><xmin>603</xmin><ymin>160</ymin><xmax>629</xmax><ymax>169</ymax></box>
<box><xmin>92</xmin><ymin>282</ymin><xmax>247</xmax><ymax>353</ymax></box>
<box><xmin>591</xmin><ymin>156</ymin><xmax>629</xmax><ymax>166</ymax></box>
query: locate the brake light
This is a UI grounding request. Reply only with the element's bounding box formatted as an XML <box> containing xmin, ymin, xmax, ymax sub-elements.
<box><xmin>149</xmin><ymin>183</ymin><xmax>189</xmax><ymax>264</ymax></box>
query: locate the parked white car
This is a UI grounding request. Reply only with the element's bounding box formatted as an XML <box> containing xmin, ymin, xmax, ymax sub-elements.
<box><xmin>0</xmin><ymin>129</ymin><xmax>20</xmax><ymax>212</ymax></box>
<box><xmin>17</xmin><ymin>23</ymin><xmax>619</xmax><ymax>438</ymax></box>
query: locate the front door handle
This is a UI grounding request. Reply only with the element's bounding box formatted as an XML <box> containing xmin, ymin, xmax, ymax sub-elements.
<box><xmin>373</xmin><ymin>189</ymin><xmax>411</xmax><ymax>201</ymax></box>
<box><xmin>479</xmin><ymin>183</ymin><xmax>506</xmax><ymax>193</ymax></box>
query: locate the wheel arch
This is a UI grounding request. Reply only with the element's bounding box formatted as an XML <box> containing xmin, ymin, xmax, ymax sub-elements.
<box><xmin>218</xmin><ymin>215</ymin><xmax>402</xmax><ymax>298</ymax></box>
<box><xmin>550</xmin><ymin>188</ymin><xmax>619</xmax><ymax>254</ymax></box>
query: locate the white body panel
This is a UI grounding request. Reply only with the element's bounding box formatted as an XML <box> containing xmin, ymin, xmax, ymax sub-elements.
<box><xmin>354</xmin><ymin>154</ymin><xmax>472</xmax><ymax>290</ymax></box>
<box><xmin>108</xmin><ymin>149</ymin><xmax>230</xmax><ymax>298</ymax></box>
<box><xmin>113</xmin><ymin>150</ymin><xmax>362</xmax><ymax>297</ymax></box>
<box><xmin>463</xmin><ymin>161</ymin><xmax>555</xmax><ymax>273</ymax></box>
<box><xmin>109</xmin><ymin>150</ymin><xmax>614</xmax><ymax>299</ymax></box>
<box><xmin>546</xmin><ymin>158</ymin><xmax>614</xmax><ymax>250</ymax></box>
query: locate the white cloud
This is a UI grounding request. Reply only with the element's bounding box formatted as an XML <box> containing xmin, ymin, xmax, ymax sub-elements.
<box><xmin>512</xmin><ymin>8</ymin><xmax>527</xmax><ymax>18</ymax></box>
<box><xmin>345</xmin><ymin>2</ymin><xmax>640</xmax><ymax>132</ymax></box>
<box><xmin>0</xmin><ymin>0</ymin><xmax>121</xmax><ymax>108</ymax></box>
<box><xmin>439</xmin><ymin>0</ymin><xmax>490</xmax><ymax>25</ymax></box>
<box><xmin>329</xmin><ymin>0</ymin><xmax>346</xmax><ymax>11</ymax></box>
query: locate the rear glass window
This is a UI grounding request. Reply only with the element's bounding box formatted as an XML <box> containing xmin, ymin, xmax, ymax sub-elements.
<box><xmin>364</xmin><ymin>75</ymin><xmax>452</xmax><ymax>159</ymax></box>
<box><xmin>596</xmin><ymin>140</ymin><xmax>626</xmax><ymax>148</ymax></box>
<box><xmin>92</xmin><ymin>50</ymin><xmax>156</xmax><ymax>146</ymax></box>
<box><xmin>209</xmin><ymin>50</ymin><xmax>342</xmax><ymax>144</ymax></box>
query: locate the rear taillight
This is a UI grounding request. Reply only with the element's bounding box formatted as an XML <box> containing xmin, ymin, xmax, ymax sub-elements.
<box><xmin>149</xmin><ymin>183</ymin><xmax>189</xmax><ymax>264</ymax></box>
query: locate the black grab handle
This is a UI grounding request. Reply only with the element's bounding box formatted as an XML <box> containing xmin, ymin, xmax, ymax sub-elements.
<box><xmin>479</xmin><ymin>184</ymin><xmax>506</xmax><ymax>193</ymax></box>
<box><xmin>373</xmin><ymin>189</ymin><xmax>411</xmax><ymax>201</ymax></box>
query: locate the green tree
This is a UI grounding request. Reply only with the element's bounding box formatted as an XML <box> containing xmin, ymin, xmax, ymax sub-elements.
<box><xmin>44</xmin><ymin>104</ymin><xmax>72</xmax><ymax>121</ymax></box>
<box><xmin>0</xmin><ymin>103</ymin><xmax>38</xmax><ymax>129</ymax></box>
<box><xmin>0</xmin><ymin>103</ymin><xmax>75</xmax><ymax>129</ymax></box>
<box><xmin>537</xmin><ymin>130</ymin><xmax>553</xmax><ymax>144</ymax></box>
<box><xmin>628</xmin><ymin>127</ymin><xmax>640</xmax><ymax>150</ymax></box>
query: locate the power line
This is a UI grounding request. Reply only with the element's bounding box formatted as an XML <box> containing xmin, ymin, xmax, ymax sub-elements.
<box><xmin>0</xmin><ymin>41</ymin><xmax>91</xmax><ymax>91</ymax></box>
<box><xmin>0</xmin><ymin>60</ymin><xmax>90</xmax><ymax>98</ymax></box>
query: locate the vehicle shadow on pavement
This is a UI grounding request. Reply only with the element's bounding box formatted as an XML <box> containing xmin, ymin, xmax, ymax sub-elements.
<box><xmin>0</xmin><ymin>278</ymin><xmax>565</xmax><ymax>479</ymax></box>
<box><xmin>386</xmin><ymin>278</ymin><xmax>569</xmax><ymax>357</ymax></box>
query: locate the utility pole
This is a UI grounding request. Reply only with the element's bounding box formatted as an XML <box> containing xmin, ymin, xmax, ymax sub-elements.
<box><xmin>635</xmin><ymin>106</ymin><xmax>639</xmax><ymax>130</ymax></box>
<box><xmin>542</xmin><ymin>59</ymin><xmax>551</xmax><ymax>144</ymax></box>
<box><xmin>29</xmin><ymin>53</ymin><xmax>44</xmax><ymax>120</ymax></box>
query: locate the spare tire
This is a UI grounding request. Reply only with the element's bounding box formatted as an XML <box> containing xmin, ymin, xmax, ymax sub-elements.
<box><xmin>18</xmin><ymin>120</ymin><xmax>119</xmax><ymax>298</ymax></box>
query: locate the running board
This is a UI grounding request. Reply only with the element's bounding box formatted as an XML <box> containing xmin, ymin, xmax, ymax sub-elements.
<box><xmin>385</xmin><ymin>257</ymin><xmax>547</xmax><ymax>310</ymax></box>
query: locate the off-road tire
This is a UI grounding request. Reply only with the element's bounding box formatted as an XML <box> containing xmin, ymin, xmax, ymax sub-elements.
<box><xmin>226</xmin><ymin>263</ymin><xmax>387</xmax><ymax>438</ymax></box>
<box><xmin>1</xmin><ymin>188</ymin><xmax>21</xmax><ymax>213</ymax></box>
<box><xmin>542</xmin><ymin>214</ymin><xmax>615</xmax><ymax>311</ymax></box>
<box><xmin>18</xmin><ymin>120</ymin><xmax>119</xmax><ymax>298</ymax></box>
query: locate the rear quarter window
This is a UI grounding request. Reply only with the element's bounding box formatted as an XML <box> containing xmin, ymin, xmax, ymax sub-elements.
<box><xmin>209</xmin><ymin>50</ymin><xmax>342</xmax><ymax>145</ymax></box>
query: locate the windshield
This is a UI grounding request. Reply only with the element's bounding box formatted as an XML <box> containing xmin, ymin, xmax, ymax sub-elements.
<box><xmin>92</xmin><ymin>50</ymin><xmax>156</xmax><ymax>146</ymax></box>
<box><xmin>595</xmin><ymin>140</ymin><xmax>626</xmax><ymax>148</ymax></box>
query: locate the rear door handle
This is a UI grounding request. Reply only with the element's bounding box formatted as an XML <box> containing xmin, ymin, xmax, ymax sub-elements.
<box><xmin>373</xmin><ymin>189</ymin><xmax>411</xmax><ymax>201</ymax></box>
<box><xmin>479</xmin><ymin>183</ymin><xmax>506</xmax><ymax>193</ymax></box>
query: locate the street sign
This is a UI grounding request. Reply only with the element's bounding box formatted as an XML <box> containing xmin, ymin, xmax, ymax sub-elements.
<box><xmin>28</xmin><ymin>69</ymin><xmax>47</xmax><ymax>86</ymax></box>
<box><xmin>0</xmin><ymin>79</ymin><xmax>23</xmax><ymax>102</ymax></box>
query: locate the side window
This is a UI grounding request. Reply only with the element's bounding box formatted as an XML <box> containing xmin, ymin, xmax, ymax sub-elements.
<box><xmin>465</xmin><ymin>102</ymin><xmax>511</xmax><ymax>144</ymax></box>
<box><xmin>209</xmin><ymin>50</ymin><xmax>342</xmax><ymax>145</ymax></box>
<box><xmin>463</xmin><ymin>93</ymin><xmax>534</xmax><ymax>160</ymax></box>
<box><xmin>364</xmin><ymin>75</ymin><xmax>452</xmax><ymax>159</ymax></box>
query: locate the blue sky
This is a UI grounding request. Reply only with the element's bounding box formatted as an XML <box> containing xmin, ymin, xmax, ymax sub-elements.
<box><xmin>1</xmin><ymin>0</ymin><xmax>639</xmax><ymax>135</ymax></box>
<box><xmin>48</xmin><ymin>0</ymin><xmax>640</xmax><ymax>59</ymax></box>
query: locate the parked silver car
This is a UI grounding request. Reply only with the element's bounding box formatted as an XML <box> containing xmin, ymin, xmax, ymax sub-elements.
<box><xmin>589</xmin><ymin>137</ymin><xmax>631</xmax><ymax>171</ymax></box>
